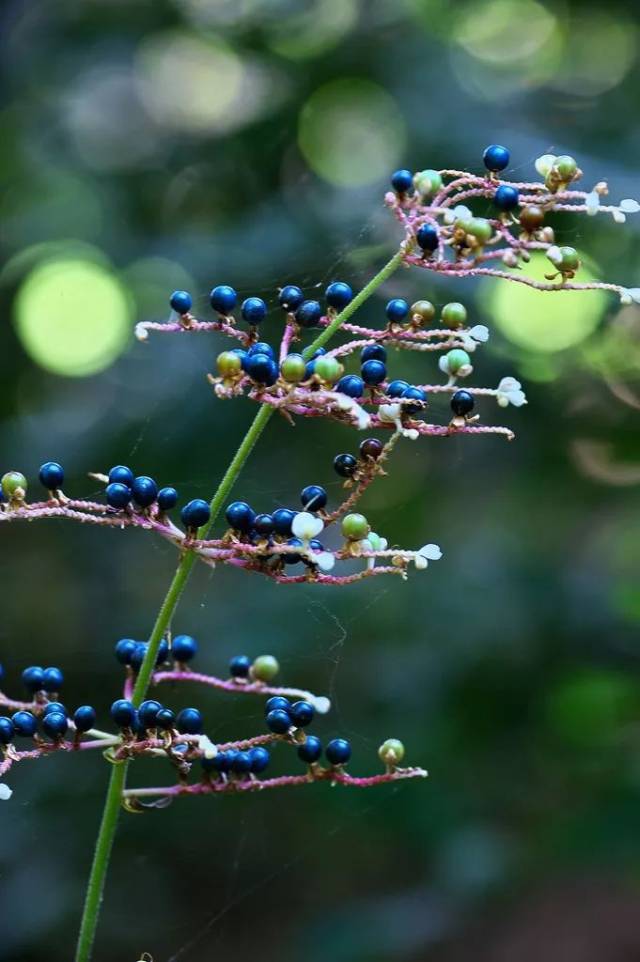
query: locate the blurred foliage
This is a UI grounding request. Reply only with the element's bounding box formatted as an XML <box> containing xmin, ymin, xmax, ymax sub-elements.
<box><xmin>1</xmin><ymin>1</ymin><xmax>639</xmax><ymax>960</ymax></box>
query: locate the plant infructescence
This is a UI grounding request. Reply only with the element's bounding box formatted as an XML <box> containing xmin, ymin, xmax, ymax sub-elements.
<box><xmin>0</xmin><ymin>146</ymin><xmax>637</xmax><ymax>962</ymax></box>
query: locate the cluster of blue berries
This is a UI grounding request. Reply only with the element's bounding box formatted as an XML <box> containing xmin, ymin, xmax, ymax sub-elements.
<box><xmin>224</xmin><ymin>486</ymin><xmax>327</xmax><ymax>563</ymax></box>
<box><xmin>333</xmin><ymin>437</ymin><xmax>383</xmax><ymax>479</ymax></box>
<box><xmin>110</xmin><ymin>697</ymin><xmax>202</xmax><ymax>735</ymax></box>
<box><xmin>115</xmin><ymin>633</ymin><xmax>197</xmax><ymax>672</ymax></box>
<box><xmin>0</xmin><ymin>664</ymin><xmax>96</xmax><ymax>744</ymax></box>
<box><xmin>263</xmin><ymin>695</ymin><xmax>351</xmax><ymax>768</ymax></box>
<box><xmin>102</xmin><ymin>464</ymin><xmax>211</xmax><ymax>534</ymax></box>
<box><xmin>202</xmin><ymin>744</ymin><xmax>270</xmax><ymax>778</ymax></box>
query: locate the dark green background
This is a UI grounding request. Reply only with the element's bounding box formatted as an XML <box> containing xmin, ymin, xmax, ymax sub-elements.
<box><xmin>1</xmin><ymin>1</ymin><xmax>640</xmax><ymax>960</ymax></box>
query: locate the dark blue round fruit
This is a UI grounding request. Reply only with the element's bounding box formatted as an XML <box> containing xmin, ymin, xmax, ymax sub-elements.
<box><xmin>181</xmin><ymin>499</ymin><xmax>211</xmax><ymax>530</ymax></box>
<box><xmin>0</xmin><ymin>717</ymin><xmax>15</xmax><ymax>744</ymax></box>
<box><xmin>272</xmin><ymin>507</ymin><xmax>296</xmax><ymax>536</ymax></box>
<box><xmin>108</xmin><ymin>465</ymin><xmax>134</xmax><ymax>486</ymax></box>
<box><xmin>416</xmin><ymin>224</ymin><xmax>439</xmax><ymax>252</ymax></box>
<box><xmin>451</xmin><ymin>389</ymin><xmax>475</xmax><ymax>416</ymax></box>
<box><xmin>295</xmin><ymin>300</ymin><xmax>323</xmax><ymax>328</ymax></box>
<box><xmin>298</xmin><ymin>734</ymin><xmax>322</xmax><ymax>763</ymax></box>
<box><xmin>129</xmin><ymin>643</ymin><xmax>147</xmax><ymax>672</ymax></box>
<box><xmin>386</xmin><ymin>379</ymin><xmax>410</xmax><ymax>398</ymax></box>
<box><xmin>249</xmin><ymin>746</ymin><xmax>270</xmax><ymax>773</ymax></box>
<box><xmin>385</xmin><ymin>298</ymin><xmax>409</xmax><ymax>323</ymax></box>
<box><xmin>157</xmin><ymin>639</ymin><xmax>169</xmax><ymax>665</ymax></box>
<box><xmin>279</xmin><ymin>285</ymin><xmax>305</xmax><ymax>311</ymax></box>
<box><xmin>155</xmin><ymin>708</ymin><xmax>175</xmax><ymax>730</ymax></box>
<box><xmin>483</xmin><ymin>144</ymin><xmax>510</xmax><ymax>172</ymax></box>
<box><xmin>42</xmin><ymin>711</ymin><xmax>68</xmax><ymax>739</ymax></box>
<box><xmin>360</xmin><ymin>438</ymin><xmax>383</xmax><ymax>460</ymax></box>
<box><xmin>231</xmin><ymin>751</ymin><xmax>252</xmax><ymax>774</ymax></box>
<box><xmin>241</xmin><ymin>297</ymin><xmax>267</xmax><ymax>325</ymax></box>
<box><xmin>110</xmin><ymin>699</ymin><xmax>136</xmax><ymax>728</ymax></box>
<box><xmin>361</xmin><ymin>359</ymin><xmax>386</xmax><ymax>385</ymax></box>
<box><xmin>325</xmin><ymin>737</ymin><xmax>352</xmax><ymax>765</ymax></box>
<box><xmin>210</xmin><ymin>285</ymin><xmax>237</xmax><ymax>315</ymax></box>
<box><xmin>245</xmin><ymin>352</ymin><xmax>278</xmax><ymax>385</ymax></box>
<box><xmin>131</xmin><ymin>476</ymin><xmax>157</xmax><ymax>508</ymax></box>
<box><xmin>157</xmin><ymin>487</ymin><xmax>178</xmax><ymax>511</ymax></box>
<box><xmin>172</xmin><ymin>634</ymin><xmax>198</xmax><ymax>663</ymax></box>
<box><xmin>225</xmin><ymin>500</ymin><xmax>255</xmax><ymax>532</ymax></box>
<box><xmin>11</xmin><ymin>711</ymin><xmax>37</xmax><ymax>737</ymax></box>
<box><xmin>265</xmin><ymin>696</ymin><xmax>290</xmax><ymax>714</ymax></box>
<box><xmin>170</xmin><ymin>290</ymin><xmax>192</xmax><ymax>315</ymax></box>
<box><xmin>115</xmin><ymin>638</ymin><xmax>137</xmax><ymax>665</ymax></box>
<box><xmin>284</xmin><ymin>538</ymin><xmax>303</xmax><ymax>564</ymax></box>
<box><xmin>232</xmin><ymin>348</ymin><xmax>249</xmax><ymax>371</ymax></box>
<box><xmin>391</xmin><ymin>169</ymin><xmax>413</xmax><ymax>193</ymax></box>
<box><xmin>300</xmin><ymin>485</ymin><xmax>327</xmax><ymax>511</ymax></box>
<box><xmin>361</xmin><ymin>344</ymin><xmax>387</xmax><ymax>363</ymax></box>
<box><xmin>229</xmin><ymin>654</ymin><xmax>251</xmax><ymax>678</ymax></box>
<box><xmin>253</xmin><ymin>513</ymin><xmax>274</xmax><ymax>537</ymax></box>
<box><xmin>42</xmin><ymin>667</ymin><xmax>64</xmax><ymax>693</ymax></box>
<box><xmin>333</xmin><ymin>453</ymin><xmax>357</xmax><ymax>477</ymax></box>
<box><xmin>73</xmin><ymin>706</ymin><xmax>96</xmax><ymax>732</ymax></box>
<box><xmin>401</xmin><ymin>386</ymin><xmax>428</xmax><ymax>415</ymax></box>
<box><xmin>494</xmin><ymin>185</ymin><xmax>519</xmax><ymax>211</ymax></box>
<box><xmin>22</xmin><ymin>666</ymin><xmax>44</xmax><ymax>692</ymax></box>
<box><xmin>138</xmin><ymin>700</ymin><xmax>163</xmax><ymax>728</ymax></box>
<box><xmin>289</xmin><ymin>700</ymin><xmax>315</xmax><ymax>727</ymax></box>
<box><xmin>266</xmin><ymin>708</ymin><xmax>291</xmax><ymax>734</ymax></box>
<box><xmin>106</xmin><ymin>482</ymin><xmax>131</xmax><ymax>509</ymax></box>
<box><xmin>175</xmin><ymin>707</ymin><xmax>203</xmax><ymax>735</ymax></box>
<box><xmin>249</xmin><ymin>342</ymin><xmax>275</xmax><ymax>360</ymax></box>
<box><xmin>325</xmin><ymin>282</ymin><xmax>353</xmax><ymax>310</ymax></box>
<box><xmin>39</xmin><ymin>462</ymin><xmax>64</xmax><ymax>490</ymax></box>
<box><xmin>43</xmin><ymin>701</ymin><xmax>68</xmax><ymax>717</ymax></box>
<box><xmin>336</xmin><ymin>375</ymin><xmax>364</xmax><ymax>398</ymax></box>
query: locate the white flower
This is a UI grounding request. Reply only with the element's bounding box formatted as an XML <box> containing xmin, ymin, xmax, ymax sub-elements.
<box><xmin>414</xmin><ymin>543</ymin><xmax>442</xmax><ymax>570</ymax></box>
<box><xmin>291</xmin><ymin>511</ymin><xmax>324</xmax><ymax>542</ymax></box>
<box><xmin>378</xmin><ymin>404</ymin><xmax>419</xmax><ymax>440</ymax></box>
<box><xmin>620</xmin><ymin>199</ymin><xmax>640</xmax><ymax>213</ymax></box>
<box><xmin>612</xmin><ymin>209</ymin><xmax>626</xmax><ymax>224</ymax></box>
<box><xmin>460</xmin><ymin>325</ymin><xmax>490</xmax><ymax>353</ymax></box>
<box><xmin>197</xmin><ymin>735</ymin><xmax>217</xmax><ymax>759</ymax></box>
<box><xmin>496</xmin><ymin>376</ymin><xmax>527</xmax><ymax>408</ymax></box>
<box><xmin>135</xmin><ymin>323</ymin><xmax>149</xmax><ymax>342</ymax></box>
<box><xmin>311</xmin><ymin>695</ymin><xmax>331</xmax><ymax>715</ymax></box>
<box><xmin>0</xmin><ymin>784</ymin><xmax>12</xmax><ymax>801</ymax></box>
<box><xmin>546</xmin><ymin>245</ymin><xmax>562</xmax><ymax>266</ymax></box>
<box><xmin>620</xmin><ymin>288</ymin><xmax>640</xmax><ymax>305</ymax></box>
<box><xmin>535</xmin><ymin>154</ymin><xmax>556</xmax><ymax>177</ymax></box>
<box><xmin>314</xmin><ymin>551</ymin><xmax>335</xmax><ymax>572</ymax></box>
<box><xmin>332</xmin><ymin>393</ymin><xmax>371</xmax><ymax>430</ymax></box>
<box><xmin>443</xmin><ymin>204</ymin><xmax>472</xmax><ymax>225</ymax></box>
<box><xmin>585</xmin><ymin>190</ymin><xmax>600</xmax><ymax>216</ymax></box>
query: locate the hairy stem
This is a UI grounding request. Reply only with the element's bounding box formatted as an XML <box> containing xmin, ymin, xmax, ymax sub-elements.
<box><xmin>74</xmin><ymin>247</ymin><xmax>404</xmax><ymax>962</ymax></box>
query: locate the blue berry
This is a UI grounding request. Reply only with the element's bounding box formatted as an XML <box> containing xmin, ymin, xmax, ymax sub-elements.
<box><xmin>451</xmin><ymin>389</ymin><xmax>475</xmax><ymax>416</ymax></box>
<box><xmin>325</xmin><ymin>737</ymin><xmax>352</xmax><ymax>765</ymax></box>
<box><xmin>401</xmin><ymin>386</ymin><xmax>428</xmax><ymax>415</ymax></box>
<box><xmin>172</xmin><ymin>634</ymin><xmax>198</xmax><ymax>663</ymax></box>
<box><xmin>73</xmin><ymin>706</ymin><xmax>96</xmax><ymax>732</ymax></box>
<box><xmin>333</xmin><ymin>453</ymin><xmax>357</xmax><ymax>477</ymax></box>
<box><xmin>295</xmin><ymin>300</ymin><xmax>323</xmax><ymax>328</ymax></box>
<box><xmin>176</xmin><ymin>707</ymin><xmax>203</xmax><ymax>735</ymax></box>
<box><xmin>225</xmin><ymin>501</ymin><xmax>255</xmax><ymax>532</ymax></box>
<box><xmin>0</xmin><ymin>717</ymin><xmax>15</xmax><ymax>744</ymax></box>
<box><xmin>22</xmin><ymin>666</ymin><xmax>44</xmax><ymax>693</ymax></box>
<box><xmin>232</xmin><ymin>348</ymin><xmax>249</xmax><ymax>371</ymax></box>
<box><xmin>42</xmin><ymin>667</ymin><xmax>64</xmax><ymax>693</ymax></box>
<box><xmin>157</xmin><ymin>487</ymin><xmax>178</xmax><ymax>511</ymax></box>
<box><xmin>106</xmin><ymin>482</ymin><xmax>131</xmax><ymax>509</ymax></box>
<box><xmin>249</xmin><ymin>342</ymin><xmax>275</xmax><ymax>360</ymax></box>
<box><xmin>361</xmin><ymin>344</ymin><xmax>386</xmax><ymax>363</ymax></box>
<box><xmin>39</xmin><ymin>461</ymin><xmax>64</xmax><ymax>490</ymax></box>
<box><xmin>42</xmin><ymin>711</ymin><xmax>68</xmax><ymax>739</ymax></box>
<box><xmin>157</xmin><ymin>638</ymin><xmax>169</xmax><ymax>664</ymax></box>
<box><xmin>494</xmin><ymin>185</ymin><xmax>519</xmax><ymax>211</ymax></box>
<box><xmin>138</xmin><ymin>700</ymin><xmax>163</xmax><ymax>729</ymax></box>
<box><xmin>289</xmin><ymin>700</ymin><xmax>315</xmax><ymax>727</ymax></box>
<box><xmin>325</xmin><ymin>282</ymin><xmax>353</xmax><ymax>310</ymax></box>
<box><xmin>169</xmin><ymin>290</ymin><xmax>192</xmax><ymax>315</ymax></box>
<box><xmin>129</xmin><ymin>643</ymin><xmax>147</xmax><ymax>672</ymax></box>
<box><xmin>300</xmin><ymin>485</ymin><xmax>327</xmax><ymax>511</ymax></box>
<box><xmin>265</xmin><ymin>696</ymin><xmax>290</xmax><ymax>713</ymax></box>
<box><xmin>284</xmin><ymin>537</ymin><xmax>303</xmax><ymax>564</ymax></box>
<box><xmin>416</xmin><ymin>224</ymin><xmax>439</xmax><ymax>252</ymax></box>
<box><xmin>309</xmin><ymin>538</ymin><xmax>324</xmax><ymax>553</ymax></box>
<box><xmin>110</xmin><ymin>699</ymin><xmax>136</xmax><ymax>728</ymax></box>
<box><xmin>253</xmin><ymin>513</ymin><xmax>274</xmax><ymax>537</ymax></box>
<box><xmin>115</xmin><ymin>638</ymin><xmax>137</xmax><ymax>665</ymax></box>
<box><xmin>336</xmin><ymin>375</ymin><xmax>364</xmax><ymax>399</ymax></box>
<box><xmin>210</xmin><ymin>285</ymin><xmax>237</xmax><ymax>315</ymax></box>
<box><xmin>385</xmin><ymin>298</ymin><xmax>409</xmax><ymax>323</ymax></box>
<box><xmin>298</xmin><ymin>735</ymin><xmax>322</xmax><ymax>763</ymax></box>
<box><xmin>155</xmin><ymin>708</ymin><xmax>175</xmax><ymax>730</ymax></box>
<box><xmin>361</xmin><ymin>359</ymin><xmax>386</xmax><ymax>385</ymax></box>
<box><xmin>241</xmin><ymin>297</ymin><xmax>267</xmax><ymax>325</ymax></box>
<box><xmin>391</xmin><ymin>169</ymin><xmax>413</xmax><ymax>193</ymax></box>
<box><xmin>108</xmin><ymin>465</ymin><xmax>134</xmax><ymax>486</ymax></box>
<box><xmin>231</xmin><ymin>751</ymin><xmax>252</xmax><ymax>774</ymax></box>
<box><xmin>279</xmin><ymin>285</ymin><xmax>305</xmax><ymax>311</ymax></box>
<box><xmin>249</xmin><ymin>746</ymin><xmax>270</xmax><ymax>773</ymax></box>
<box><xmin>483</xmin><ymin>144</ymin><xmax>510</xmax><ymax>172</ymax></box>
<box><xmin>12</xmin><ymin>711</ymin><xmax>38</xmax><ymax>736</ymax></box>
<box><xmin>201</xmin><ymin>755</ymin><xmax>218</xmax><ymax>773</ymax></box>
<box><xmin>181</xmin><ymin>499</ymin><xmax>211</xmax><ymax>530</ymax></box>
<box><xmin>216</xmin><ymin>749</ymin><xmax>237</xmax><ymax>773</ymax></box>
<box><xmin>230</xmin><ymin>654</ymin><xmax>251</xmax><ymax>678</ymax></box>
<box><xmin>272</xmin><ymin>507</ymin><xmax>296</xmax><ymax>536</ymax></box>
<box><xmin>43</xmin><ymin>701</ymin><xmax>68</xmax><ymax>717</ymax></box>
<box><xmin>131</xmin><ymin>476</ymin><xmax>157</xmax><ymax>508</ymax></box>
<box><xmin>266</xmin><ymin>708</ymin><xmax>291</xmax><ymax>734</ymax></box>
<box><xmin>245</xmin><ymin>352</ymin><xmax>278</xmax><ymax>385</ymax></box>
<box><xmin>386</xmin><ymin>379</ymin><xmax>410</xmax><ymax>398</ymax></box>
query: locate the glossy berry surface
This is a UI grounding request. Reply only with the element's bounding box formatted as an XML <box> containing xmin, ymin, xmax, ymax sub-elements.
<box><xmin>138</xmin><ymin>700</ymin><xmax>163</xmax><ymax>728</ymax></box>
<box><xmin>129</xmin><ymin>643</ymin><xmax>147</xmax><ymax>672</ymax></box>
<box><xmin>155</xmin><ymin>708</ymin><xmax>175</xmax><ymax>730</ymax></box>
<box><xmin>325</xmin><ymin>737</ymin><xmax>352</xmax><ymax>765</ymax></box>
<box><xmin>106</xmin><ymin>482</ymin><xmax>131</xmax><ymax>509</ymax></box>
<box><xmin>157</xmin><ymin>487</ymin><xmax>178</xmax><ymax>511</ymax></box>
<box><xmin>42</xmin><ymin>711</ymin><xmax>68</xmax><ymax>738</ymax></box>
<box><xmin>289</xmin><ymin>700</ymin><xmax>315</xmax><ymax>727</ymax></box>
<box><xmin>361</xmin><ymin>359</ymin><xmax>386</xmax><ymax>385</ymax></box>
<box><xmin>386</xmin><ymin>379</ymin><xmax>410</xmax><ymax>398</ymax></box>
<box><xmin>325</xmin><ymin>281</ymin><xmax>353</xmax><ymax>310</ymax></box>
<box><xmin>181</xmin><ymin>499</ymin><xmax>211</xmax><ymax>530</ymax></box>
<box><xmin>210</xmin><ymin>285</ymin><xmax>237</xmax><ymax>315</ymax></box>
<box><xmin>43</xmin><ymin>701</ymin><xmax>68</xmax><ymax>717</ymax></box>
<box><xmin>39</xmin><ymin>461</ymin><xmax>64</xmax><ymax>490</ymax></box>
<box><xmin>169</xmin><ymin>290</ymin><xmax>192</xmax><ymax>314</ymax></box>
<box><xmin>279</xmin><ymin>285</ymin><xmax>304</xmax><ymax>311</ymax></box>
<box><xmin>241</xmin><ymin>297</ymin><xmax>267</xmax><ymax>325</ymax></box>
<box><xmin>0</xmin><ymin>717</ymin><xmax>15</xmax><ymax>744</ymax></box>
<box><xmin>22</xmin><ymin>666</ymin><xmax>45</xmax><ymax>692</ymax></box>
<box><xmin>416</xmin><ymin>224</ymin><xmax>439</xmax><ymax>252</ymax></box>
<box><xmin>175</xmin><ymin>707</ymin><xmax>203</xmax><ymax>735</ymax></box>
<box><xmin>246</xmin><ymin>352</ymin><xmax>278</xmax><ymax>385</ymax></box>
<box><xmin>385</xmin><ymin>298</ymin><xmax>409</xmax><ymax>323</ymax></box>
<box><xmin>115</xmin><ymin>638</ymin><xmax>137</xmax><ymax>664</ymax></box>
<box><xmin>12</xmin><ymin>711</ymin><xmax>37</xmax><ymax>737</ymax></box>
<box><xmin>131</xmin><ymin>476</ymin><xmax>158</xmax><ymax>508</ymax></box>
<box><xmin>494</xmin><ymin>185</ymin><xmax>520</xmax><ymax>211</ymax></box>
<box><xmin>295</xmin><ymin>300</ymin><xmax>323</xmax><ymax>328</ymax></box>
<box><xmin>333</xmin><ymin>453</ymin><xmax>357</xmax><ymax>477</ymax></box>
<box><xmin>361</xmin><ymin>344</ymin><xmax>386</xmax><ymax>363</ymax></box>
<box><xmin>300</xmin><ymin>484</ymin><xmax>327</xmax><ymax>511</ymax></box>
<box><xmin>230</xmin><ymin>654</ymin><xmax>251</xmax><ymax>678</ymax></box>
<box><xmin>266</xmin><ymin>708</ymin><xmax>291</xmax><ymax>733</ymax></box>
<box><xmin>110</xmin><ymin>699</ymin><xmax>136</xmax><ymax>728</ymax></box>
<box><xmin>265</xmin><ymin>696</ymin><xmax>290</xmax><ymax>713</ymax></box>
<box><xmin>249</xmin><ymin>341</ymin><xmax>275</xmax><ymax>360</ymax></box>
<box><xmin>342</xmin><ymin>513</ymin><xmax>369</xmax><ymax>541</ymax></box>
<box><xmin>401</xmin><ymin>386</ymin><xmax>428</xmax><ymax>415</ymax></box>
<box><xmin>360</xmin><ymin>438</ymin><xmax>383</xmax><ymax>460</ymax></box>
<box><xmin>172</xmin><ymin>634</ymin><xmax>198</xmax><ymax>663</ymax></box>
<box><xmin>391</xmin><ymin>168</ymin><xmax>413</xmax><ymax>193</ymax></box>
<box><xmin>272</xmin><ymin>507</ymin><xmax>296</xmax><ymax>536</ymax></box>
<box><xmin>108</xmin><ymin>465</ymin><xmax>134</xmax><ymax>487</ymax></box>
<box><xmin>280</xmin><ymin>353</ymin><xmax>306</xmax><ymax>383</ymax></box>
<box><xmin>225</xmin><ymin>500</ymin><xmax>255</xmax><ymax>532</ymax></box>
<box><xmin>249</xmin><ymin>746</ymin><xmax>270</xmax><ymax>773</ymax></box>
<box><xmin>42</xmin><ymin>667</ymin><xmax>64</xmax><ymax>692</ymax></box>
<box><xmin>231</xmin><ymin>751</ymin><xmax>252</xmax><ymax>774</ymax></box>
<box><xmin>284</xmin><ymin>537</ymin><xmax>303</xmax><ymax>564</ymax></box>
<box><xmin>451</xmin><ymin>389</ymin><xmax>475</xmax><ymax>416</ymax></box>
<box><xmin>298</xmin><ymin>735</ymin><xmax>322</xmax><ymax>763</ymax></box>
<box><xmin>73</xmin><ymin>706</ymin><xmax>96</xmax><ymax>732</ymax></box>
<box><xmin>336</xmin><ymin>374</ymin><xmax>364</xmax><ymax>398</ymax></box>
<box><xmin>253</xmin><ymin>513</ymin><xmax>274</xmax><ymax>537</ymax></box>
<box><xmin>483</xmin><ymin>144</ymin><xmax>510</xmax><ymax>172</ymax></box>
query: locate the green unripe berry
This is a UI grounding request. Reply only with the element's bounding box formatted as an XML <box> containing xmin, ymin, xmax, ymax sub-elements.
<box><xmin>554</xmin><ymin>155</ymin><xmax>578</xmax><ymax>181</ymax></box>
<box><xmin>410</xmin><ymin>300</ymin><xmax>435</xmax><ymax>325</ymax></box>
<box><xmin>314</xmin><ymin>356</ymin><xmax>343</xmax><ymax>384</ymax></box>
<box><xmin>466</xmin><ymin>218</ymin><xmax>493</xmax><ymax>243</ymax></box>
<box><xmin>445</xmin><ymin>349</ymin><xmax>471</xmax><ymax>375</ymax></box>
<box><xmin>2</xmin><ymin>471</ymin><xmax>27</xmax><ymax>500</ymax></box>
<box><xmin>549</xmin><ymin>246</ymin><xmax>580</xmax><ymax>273</ymax></box>
<box><xmin>378</xmin><ymin>738</ymin><xmax>405</xmax><ymax>766</ymax></box>
<box><xmin>251</xmin><ymin>655</ymin><xmax>279</xmax><ymax>682</ymax></box>
<box><xmin>413</xmin><ymin>169</ymin><xmax>443</xmax><ymax>197</ymax></box>
<box><xmin>441</xmin><ymin>302</ymin><xmax>467</xmax><ymax>328</ymax></box>
<box><xmin>216</xmin><ymin>351</ymin><xmax>242</xmax><ymax>378</ymax></box>
<box><xmin>342</xmin><ymin>513</ymin><xmax>370</xmax><ymax>541</ymax></box>
<box><xmin>281</xmin><ymin>353</ymin><xmax>307</xmax><ymax>383</ymax></box>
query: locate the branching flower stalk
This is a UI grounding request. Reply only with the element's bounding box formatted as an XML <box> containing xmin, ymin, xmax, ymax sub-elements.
<box><xmin>0</xmin><ymin>145</ymin><xmax>637</xmax><ymax>962</ymax></box>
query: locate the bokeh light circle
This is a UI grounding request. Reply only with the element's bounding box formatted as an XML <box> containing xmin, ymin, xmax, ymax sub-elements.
<box><xmin>14</xmin><ymin>258</ymin><xmax>132</xmax><ymax>377</ymax></box>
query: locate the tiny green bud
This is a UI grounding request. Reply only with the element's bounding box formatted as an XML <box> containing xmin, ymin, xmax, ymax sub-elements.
<box><xmin>410</xmin><ymin>300</ymin><xmax>435</xmax><ymax>325</ymax></box>
<box><xmin>548</xmin><ymin>245</ymin><xmax>580</xmax><ymax>273</ymax></box>
<box><xmin>281</xmin><ymin>353</ymin><xmax>307</xmax><ymax>383</ymax></box>
<box><xmin>251</xmin><ymin>655</ymin><xmax>280</xmax><ymax>682</ymax></box>
<box><xmin>2</xmin><ymin>471</ymin><xmax>27</xmax><ymax>500</ymax></box>
<box><xmin>342</xmin><ymin>512</ymin><xmax>370</xmax><ymax>541</ymax></box>
<box><xmin>441</xmin><ymin>302</ymin><xmax>467</xmax><ymax>328</ymax></box>
<box><xmin>314</xmin><ymin>356</ymin><xmax>343</xmax><ymax>384</ymax></box>
<box><xmin>413</xmin><ymin>169</ymin><xmax>443</xmax><ymax>197</ymax></box>
<box><xmin>378</xmin><ymin>738</ymin><xmax>405</xmax><ymax>767</ymax></box>
<box><xmin>554</xmin><ymin>155</ymin><xmax>578</xmax><ymax>181</ymax></box>
<box><xmin>445</xmin><ymin>348</ymin><xmax>471</xmax><ymax>375</ymax></box>
<box><xmin>466</xmin><ymin>218</ymin><xmax>493</xmax><ymax>243</ymax></box>
<box><xmin>216</xmin><ymin>351</ymin><xmax>242</xmax><ymax>378</ymax></box>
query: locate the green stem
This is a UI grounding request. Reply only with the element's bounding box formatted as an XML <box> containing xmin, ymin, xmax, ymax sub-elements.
<box><xmin>74</xmin><ymin>247</ymin><xmax>404</xmax><ymax>962</ymax></box>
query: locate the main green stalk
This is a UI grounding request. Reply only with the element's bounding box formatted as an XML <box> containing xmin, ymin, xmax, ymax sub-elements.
<box><xmin>74</xmin><ymin>247</ymin><xmax>404</xmax><ymax>962</ymax></box>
